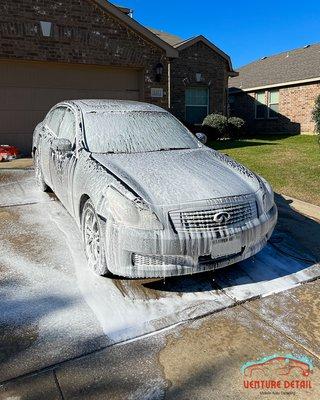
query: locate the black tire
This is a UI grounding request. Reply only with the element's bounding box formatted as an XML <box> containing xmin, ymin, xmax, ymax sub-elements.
<box><xmin>81</xmin><ymin>199</ymin><xmax>110</xmax><ymax>276</ymax></box>
<box><xmin>34</xmin><ymin>149</ymin><xmax>48</xmax><ymax>192</ymax></box>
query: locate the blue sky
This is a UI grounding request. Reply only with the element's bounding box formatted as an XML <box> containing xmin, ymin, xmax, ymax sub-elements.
<box><xmin>123</xmin><ymin>0</ymin><xmax>320</xmax><ymax>69</ymax></box>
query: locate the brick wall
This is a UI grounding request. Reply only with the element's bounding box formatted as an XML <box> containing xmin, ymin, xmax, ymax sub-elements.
<box><xmin>0</xmin><ymin>0</ymin><xmax>168</xmax><ymax>107</ymax></box>
<box><xmin>170</xmin><ymin>41</ymin><xmax>229</xmax><ymax>123</ymax></box>
<box><xmin>230</xmin><ymin>82</ymin><xmax>320</xmax><ymax>134</ymax></box>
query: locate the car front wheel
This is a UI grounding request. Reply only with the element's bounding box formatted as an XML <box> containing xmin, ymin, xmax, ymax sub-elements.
<box><xmin>81</xmin><ymin>199</ymin><xmax>110</xmax><ymax>276</ymax></box>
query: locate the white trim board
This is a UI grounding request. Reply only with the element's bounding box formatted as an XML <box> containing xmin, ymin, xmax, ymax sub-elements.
<box><xmin>230</xmin><ymin>76</ymin><xmax>320</xmax><ymax>93</ymax></box>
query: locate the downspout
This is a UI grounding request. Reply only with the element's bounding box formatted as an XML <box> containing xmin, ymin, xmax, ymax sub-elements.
<box><xmin>168</xmin><ymin>60</ymin><xmax>171</xmax><ymax>110</ymax></box>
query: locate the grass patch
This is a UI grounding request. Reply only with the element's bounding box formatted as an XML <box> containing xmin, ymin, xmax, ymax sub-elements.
<box><xmin>207</xmin><ymin>135</ymin><xmax>320</xmax><ymax>206</ymax></box>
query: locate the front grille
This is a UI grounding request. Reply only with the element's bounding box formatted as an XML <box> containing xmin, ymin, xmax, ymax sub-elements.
<box><xmin>169</xmin><ymin>195</ymin><xmax>257</xmax><ymax>233</ymax></box>
<box><xmin>132</xmin><ymin>254</ymin><xmax>193</xmax><ymax>267</ymax></box>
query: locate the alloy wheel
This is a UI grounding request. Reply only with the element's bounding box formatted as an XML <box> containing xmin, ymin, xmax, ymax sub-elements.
<box><xmin>83</xmin><ymin>206</ymin><xmax>102</xmax><ymax>270</ymax></box>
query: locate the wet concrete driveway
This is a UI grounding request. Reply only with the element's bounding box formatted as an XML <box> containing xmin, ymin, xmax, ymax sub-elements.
<box><xmin>0</xmin><ymin>169</ymin><xmax>319</xmax><ymax>390</ymax></box>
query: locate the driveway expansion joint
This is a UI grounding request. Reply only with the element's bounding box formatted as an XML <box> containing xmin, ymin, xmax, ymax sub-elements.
<box><xmin>52</xmin><ymin>370</ymin><xmax>65</xmax><ymax>400</ymax></box>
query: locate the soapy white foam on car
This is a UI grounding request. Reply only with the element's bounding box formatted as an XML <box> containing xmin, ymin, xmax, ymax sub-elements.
<box><xmin>84</xmin><ymin>110</ymin><xmax>199</xmax><ymax>154</ymax></box>
<box><xmin>91</xmin><ymin>148</ymin><xmax>260</xmax><ymax>206</ymax></box>
<box><xmin>33</xmin><ymin>99</ymin><xmax>275</xmax><ymax>278</ymax></box>
<box><xmin>85</xmin><ymin>145</ymin><xmax>270</xmax><ymax>278</ymax></box>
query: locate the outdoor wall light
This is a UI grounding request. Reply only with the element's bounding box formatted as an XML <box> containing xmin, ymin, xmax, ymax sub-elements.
<box><xmin>155</xmin><ymin>62</ymin><xmax>164</xmax><ymax>82</ymax></box>
<box><xmin>40</xmin><ymin>21</ymin><xmax>52</xmax><ymax>37</ymax></box>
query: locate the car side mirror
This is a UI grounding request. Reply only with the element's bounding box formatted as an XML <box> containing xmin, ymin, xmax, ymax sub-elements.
<box><xmin>52</xmin><ymin>138</ymin><xmax>73</xmax><ymax>153</ymax></box>
<box><xmin>195</xmin><ymin>132</ymin><xmax>207</xmax><ymax>144</ymax></box>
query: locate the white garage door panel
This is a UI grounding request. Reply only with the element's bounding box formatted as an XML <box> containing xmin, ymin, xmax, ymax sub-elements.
<box><xmin>0</xmin><ymin>61</ymin><xmax>142</xmax><ymax>152</ymax></box>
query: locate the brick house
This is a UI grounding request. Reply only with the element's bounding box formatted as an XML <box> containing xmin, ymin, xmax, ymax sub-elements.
<box><xmin>229</xmin><ymin>44</ymin><xmax>320</xmax><ymax>134</ymax></box>
<box><xmin>0</xmin><ymin>0</ymin><xmax>236</xmax><ymax>153</ymax></box>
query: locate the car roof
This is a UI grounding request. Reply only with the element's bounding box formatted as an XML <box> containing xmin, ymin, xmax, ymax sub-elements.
<box><xmin>60</xmin><ymin>99</ymin><xmax>166</xmax><ymax>113</ymax></box>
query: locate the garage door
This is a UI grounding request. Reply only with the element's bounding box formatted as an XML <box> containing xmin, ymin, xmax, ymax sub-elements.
<box><xmin>0</xmin><ymin>60</ymin><xmax>143</xmax><ymax>153</ymax></box>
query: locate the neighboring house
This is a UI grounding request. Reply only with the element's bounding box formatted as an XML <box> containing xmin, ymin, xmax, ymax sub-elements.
<box><xmin>0</xmin><ymin>0</ymin><xmax>235</xmax><ymax>153</ymax></box>
<box><xmin>229</xmin><ymin>44</ymin><xmax>320</xmax><ymax>134</ymax></box>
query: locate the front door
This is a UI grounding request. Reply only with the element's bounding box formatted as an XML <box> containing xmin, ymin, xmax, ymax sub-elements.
<box><xmin>50</xmin><ymin>107</ymin><xmax>78</xmax><ymax>214</ymax></box>
<box><xmin>43</xmin><ymin>107</ymin><xmax>65</xmax><ymax>188</ymax></box>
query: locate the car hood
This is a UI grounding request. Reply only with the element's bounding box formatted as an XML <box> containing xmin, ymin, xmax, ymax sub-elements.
<box><xmin>92</xmin><ymin>148</ymin><xmax>260</xmax><ymax>206</ymax></box>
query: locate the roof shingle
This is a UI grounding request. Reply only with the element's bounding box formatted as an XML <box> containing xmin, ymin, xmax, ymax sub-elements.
<box><xmin>229</xmin><ymin>43</ymin><xmax>320</xmax><ymax>91</ymax></box>
<box><xmin>147</xmin><ymin>28</ymin><xmax>183</xmax><ymax>46</ymax></box>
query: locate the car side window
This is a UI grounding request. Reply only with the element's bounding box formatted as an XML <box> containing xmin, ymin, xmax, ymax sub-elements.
<box><xmin>45</xmin><ymin>111</ymin><xmax>53</xmax><ymax>128</ymax></box>
<box><xmin>47</xmin><ymin>107</ymin><xmax>65</xmax><ymax>136</ymax></box>
<box><xmin>58</xmin><ymin>108</ymin><xmax>76</xmax><ymax>143</ymax></box>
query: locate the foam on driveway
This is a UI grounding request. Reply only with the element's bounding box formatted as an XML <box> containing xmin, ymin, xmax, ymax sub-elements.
<box><xmin>215</xmin><ymin>233</ymin><xmax>319</xmax><ymax>301</ymax></box>
<box><xmin>0</xmin><ymin>170</ymin><xmax>318</xmax><ymax>382</ymax></box>
<box><xmin>0</xmin><ymin>169</ymin><xmax>54</xmax><ymax>207</ymax></box>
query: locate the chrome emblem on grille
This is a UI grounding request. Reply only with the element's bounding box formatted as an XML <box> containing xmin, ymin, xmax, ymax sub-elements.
<box><xmin>213</xmin><ymin>211</ymin><xmax>231</xmax><ymax>224</ymax></box>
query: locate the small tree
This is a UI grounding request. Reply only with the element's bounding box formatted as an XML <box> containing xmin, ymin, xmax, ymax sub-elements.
<box><xmin>312</xmin><ymin>94</ymin><xmax>320</xmax><ymax>134</ymax></box>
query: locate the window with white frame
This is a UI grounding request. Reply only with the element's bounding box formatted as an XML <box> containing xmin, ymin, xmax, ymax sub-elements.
<box><xmin>185</xmin><ymin>87</ymin><xmax>209</xmax><ymax>124</ymax></box>
<box><xmin>255</xmin><ymin>91</ymin><xmax>266</xmax><ymax>119</ymax></box>
<box><xmin>268</xmin><ymin>90</ymin><xmax>279</xmax><ymax>118</ymax></box>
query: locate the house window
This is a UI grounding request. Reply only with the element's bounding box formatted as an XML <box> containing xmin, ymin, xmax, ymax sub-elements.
<box><xmin>185</xmin><ymin>87</ymin><xmax>209</xmax><ymax>124</ymax></box>
<box><xmin>268</xmin><ymin>90</ymin><xmax>279</xmax><ymax>119</ymax></box>
<box><xmin>255</xmin><ymin>91</ymin><xmax>266</xmax><ymax>119</ymax></box>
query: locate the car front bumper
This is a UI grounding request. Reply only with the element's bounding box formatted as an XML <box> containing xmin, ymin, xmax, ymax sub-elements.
<box><xmin>105</xmin><ymin>204</ymin><xmax>278</xmax><ymax>278</ymax></box>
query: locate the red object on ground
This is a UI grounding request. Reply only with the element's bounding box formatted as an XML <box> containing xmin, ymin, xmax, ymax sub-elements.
<box><xmin>0</xmin><ymin>145</ymin><xmax>19</xmax><ymax>162</ymax></box>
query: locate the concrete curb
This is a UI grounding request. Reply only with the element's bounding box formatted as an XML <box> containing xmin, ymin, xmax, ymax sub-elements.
<box><xmin>282</xmin><ymin>194</ymin><xmax>320</xmax><ymax>222</ymax></box>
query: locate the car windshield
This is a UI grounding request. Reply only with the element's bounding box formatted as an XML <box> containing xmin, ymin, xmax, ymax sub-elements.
<box><xmin>83</xmin><ymin>110</ymin><xmax>200</xmax><ymax>154</ymax></box>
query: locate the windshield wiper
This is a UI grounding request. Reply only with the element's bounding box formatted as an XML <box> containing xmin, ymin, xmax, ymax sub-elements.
<box><xmin>159</xmin><ymin>147</ymin><xmax>190</xmax><ymax>151</ymax></box>
<box><xmin>91</xmin><ymin>147</ymin><xmax>190</xmax><ymax>155</ymax></box>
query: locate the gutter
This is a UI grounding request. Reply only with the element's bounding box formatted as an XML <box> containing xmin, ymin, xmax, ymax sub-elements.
<box><xmin>229</xmin><ymin>76</ymin><xmax>320</xmax><ymax>93</ymax></box>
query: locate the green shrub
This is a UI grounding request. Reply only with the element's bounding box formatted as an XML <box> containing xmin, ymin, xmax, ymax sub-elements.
<box><xmin>312</xmin><ymin>94</ymin><xmax>320</xmax><ymax>134</ymax></box>
<box><xmin>228</xmin><ymin>116</ymin><xmax>246</xmax><ymax>139</ymax></box>
<box><xmin>202</xmin><ymin>114</ymin><xmax>228</xmax><ymax>139</ymax></box>
<box><xmin>201</xmin><ymin>114</ymin><xmax>246</xmax><ymax>139</ymax></box>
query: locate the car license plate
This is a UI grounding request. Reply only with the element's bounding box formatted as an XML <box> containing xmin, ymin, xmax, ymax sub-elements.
<box><xmin>211</xmin><ymin>236</ymin><xmax>242</xmax><ymax>258</ymax></box>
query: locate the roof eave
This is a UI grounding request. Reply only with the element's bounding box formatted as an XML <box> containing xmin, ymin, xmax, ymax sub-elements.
<box><xmin>229</xmin><ymin>76</ymin><xmax>320</xmax><ymax>92</ymax></box>
<box><xmin>93</xmin><ymin>1</ymin><xmax>179</xmax><ymax>58</ymax></box>
<box><xmin>229</xmin><ymin>71</ymin><xmax>239</xmax><ymax>77</ymax></box>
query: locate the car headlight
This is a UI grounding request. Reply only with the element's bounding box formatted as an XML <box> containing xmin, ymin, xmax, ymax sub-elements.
<box><xmin>258</xmin><ymin>176</ymin><xmax>274</xmax><ymax>212</ymax></box>
<box><xmin>105</xmin><ymin>187</ymin><xmax>164</xmax><ymax>230</ymax></box>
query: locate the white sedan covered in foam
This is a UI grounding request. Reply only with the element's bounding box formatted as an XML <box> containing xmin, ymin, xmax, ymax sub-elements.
<box><xmin>32</xmin><ymin>100</ymin><xmax>277</xmax><ymax>278</ymax></box>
